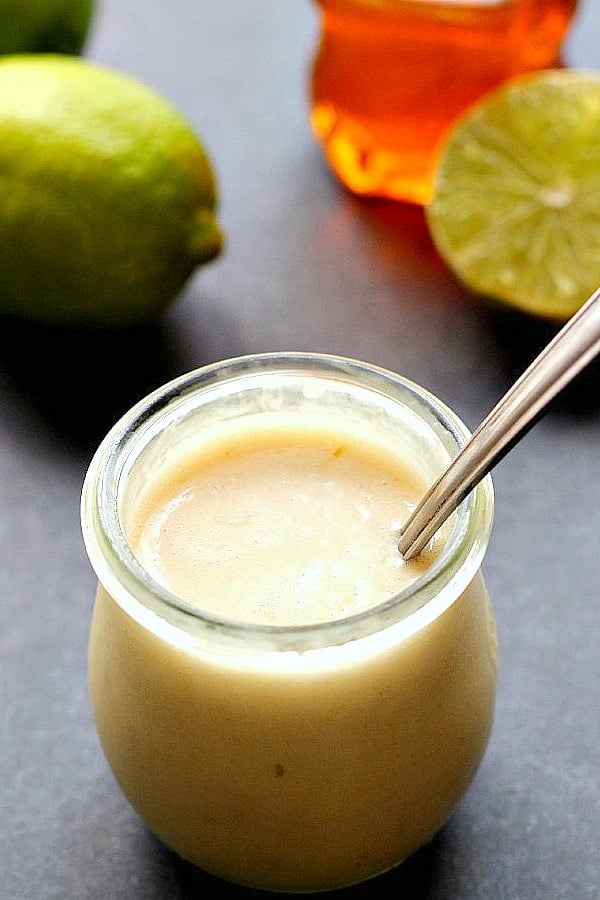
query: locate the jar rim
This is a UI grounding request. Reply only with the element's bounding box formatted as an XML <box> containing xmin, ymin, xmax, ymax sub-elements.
<box><xmin>81</xmin><ymin>352</ymin><xmax>494</xmax><ymax>654</ymax></box>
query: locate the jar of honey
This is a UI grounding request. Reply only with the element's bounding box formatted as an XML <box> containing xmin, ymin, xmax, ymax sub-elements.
<box><xmin>309</xmin><ymin>0</ymin><xmax>580</xmax><ymax>205</ymax></box>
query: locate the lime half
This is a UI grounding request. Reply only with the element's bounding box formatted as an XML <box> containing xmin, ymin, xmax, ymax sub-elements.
<box><xmin>426</xmin><ymin>69</ymin><xmax>600</xmax><ymax>322</ymax></box>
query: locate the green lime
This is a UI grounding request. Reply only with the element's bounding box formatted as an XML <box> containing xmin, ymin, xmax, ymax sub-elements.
<box><xmin>0</xmin><ymin>0</ymin><xmax>94</xmax><ymax>55</ymax></box>
<box><xmin>426</xmin><ymin>69</ymin><xmax>600</xmax><ymax>322</ymax></box>
<box><xmin>0</xmin><ymin>54</ymin><xmax>223</xmax><ymax>327</ymax></box>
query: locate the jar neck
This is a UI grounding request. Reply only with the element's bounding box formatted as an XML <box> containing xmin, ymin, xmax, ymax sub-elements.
<box><xmin>81</xmin><ymin>353</ymin><xmax>494</xmax><ymax>656</ymax></box>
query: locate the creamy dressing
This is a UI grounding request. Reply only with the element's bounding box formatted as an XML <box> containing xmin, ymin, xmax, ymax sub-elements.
<box><xmin>129</xmin><ymin>415</ymin><xmax>439</xmax><ymax>626</ymax></box>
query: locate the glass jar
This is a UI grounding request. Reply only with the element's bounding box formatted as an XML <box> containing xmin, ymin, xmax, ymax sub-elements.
<box><xmin>309</xmin><ymin>0</ymin><xmax>580</xmax><ymax>205</ymax></box>
<box><xmin>81</xmin><ymin>352</ymin><xmax>497</xmax><ymax>893</ymax></box>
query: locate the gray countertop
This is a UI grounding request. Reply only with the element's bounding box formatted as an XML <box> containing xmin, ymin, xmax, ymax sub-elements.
<box><xmin>1</xmin><ymin>2</ymin><xmax>599</xmax><ymax>898</ymax></box>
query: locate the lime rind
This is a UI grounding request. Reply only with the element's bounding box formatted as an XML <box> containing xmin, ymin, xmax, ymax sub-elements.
<box><xmin>426</xmin><ymin>69</ymin><xmax>600</xmax><ymax>321</ymax></box>
<box><xmin>190</xmin><ymin>211</ymin><xmax>224</xmax><ymax>264</ymax></box>
<box><xmin>0</xmin><ymin>0</ymin><xmax>95</xmax><ymax>55</ymax></box>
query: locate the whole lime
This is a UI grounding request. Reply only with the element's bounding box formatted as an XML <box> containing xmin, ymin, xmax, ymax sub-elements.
<box><xmin>0</xmin><ymin>0</ymin><xmax>95</xmax><ymax>55</ymax></box>
<box><xmin>0</xmin><ymin>54</ymin><xmax>223</xmax><ymax>326</ymax></box>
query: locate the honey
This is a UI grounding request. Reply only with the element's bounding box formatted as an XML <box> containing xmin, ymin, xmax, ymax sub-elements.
<box><xmin>310</xmin><ymin>0</ymin><xmax>579</xmax><ymax>204</ymax></box>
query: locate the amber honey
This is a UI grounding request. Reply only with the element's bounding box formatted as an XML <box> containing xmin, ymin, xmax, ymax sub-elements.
<box><xmin>310</xmin><ymin>0</ymin><xmax>579</xmax><ymax>205</ymax></box>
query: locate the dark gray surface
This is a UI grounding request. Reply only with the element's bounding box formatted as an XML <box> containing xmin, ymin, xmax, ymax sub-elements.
<box><xmin>1</xmin><ymin>2</ymin><xmax>599</xmax><ymax>898</ymax></box>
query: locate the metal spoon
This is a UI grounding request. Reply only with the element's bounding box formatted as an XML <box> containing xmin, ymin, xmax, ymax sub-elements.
<box><xmin>399</xmin><ymin>285</ymin><xmax>600</xmax><ymax>560</ymax></box>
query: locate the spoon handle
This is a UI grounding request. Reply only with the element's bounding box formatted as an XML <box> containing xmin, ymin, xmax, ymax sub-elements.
<box><xmin>399</xmin><ymin>286</ymin><xmax>600</xmax><ymax>560</ymax></box>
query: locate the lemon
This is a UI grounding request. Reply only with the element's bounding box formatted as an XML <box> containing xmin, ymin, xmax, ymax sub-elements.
<box><xmin>426</xmin><ymin>69</ymin><xmax>600</xmax><ymax>322</ymax></box>
<box><xmin>0</xmin><ymin>54</ymin><xmax>223</xmax><ymax>327</ymax></box>
<box><xmin>0</xmin><ymin>0</ymin><xmax>94</xmax><ymax>55</ymax></box>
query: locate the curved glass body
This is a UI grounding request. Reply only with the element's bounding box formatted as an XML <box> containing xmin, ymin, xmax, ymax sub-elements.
<box><xmin>310</xmin><ymin>0</ymin><xmax>580</xmax><ymax>204</ymax></box>
<box><xmin>81</xmin><ymin>352</ymin><xmax>497</xmax><ymax>892</ymax></box>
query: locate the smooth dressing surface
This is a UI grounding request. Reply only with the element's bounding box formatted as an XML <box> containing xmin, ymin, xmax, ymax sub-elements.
<box><xmin>128</xmin><ymin>414</ymin><xmax>441</xmax><ymax>625</ymax></box>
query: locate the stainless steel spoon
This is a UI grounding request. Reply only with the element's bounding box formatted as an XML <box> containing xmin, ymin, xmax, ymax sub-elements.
<box><xmin>399</xmin><ymin>285</ymin><xmax>600</xmax><ymax>560</ymax></box>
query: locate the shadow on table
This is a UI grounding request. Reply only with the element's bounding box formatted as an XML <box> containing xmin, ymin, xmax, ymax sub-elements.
<box><xmin>150</xmin><ymin>829</ymin><xmax>447</xmax><ymax>900</ymax></box>
<box><xmin>478</xmin><ymin>303</ymin><xmax>600</xmax><ymax>421</ymax></box>
<box><xmin>0</xmin><ymin>304</ymin><xmax>239</xmax><ymax>459</ymax></box>
<box><xmin>345</xmin><ymin>196</ymin><xmax>445</xmax><ymax>279</ymax></box>
<box><xmin>346</xmin><ymin>196</ymin><xmax>600</xmax><ymax>421</ymax></box>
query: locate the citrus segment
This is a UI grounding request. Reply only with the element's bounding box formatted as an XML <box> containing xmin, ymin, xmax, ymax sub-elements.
<box><xmin>426</xmin><ymin>69</ymin><xmax>600</xmax><ymax>321</ymax></box>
